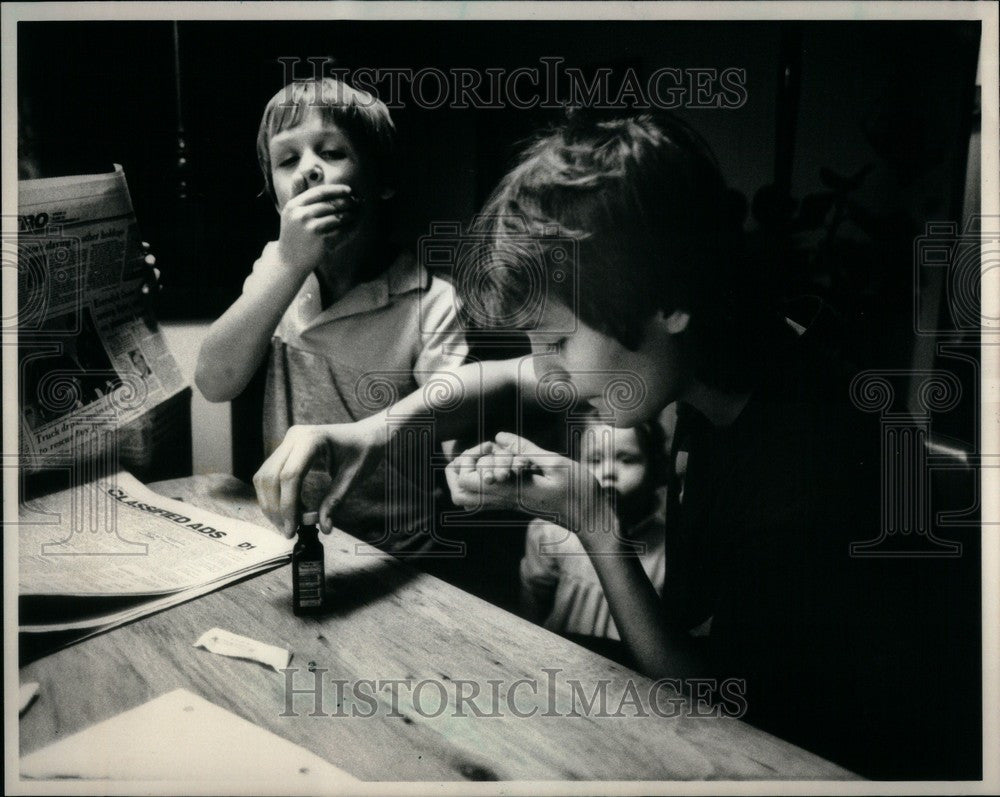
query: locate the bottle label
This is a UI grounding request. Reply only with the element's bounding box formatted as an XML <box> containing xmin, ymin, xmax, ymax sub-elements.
<box><xmin>295</xmin><ymin>561</ymin><xmax>324</xmax><ymax>607</ymax></box>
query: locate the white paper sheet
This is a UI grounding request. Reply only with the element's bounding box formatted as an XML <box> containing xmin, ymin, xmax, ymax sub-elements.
<box><xmin>194</xmin><ymin>627</ymin><xmax>292</xmax><ymax>672</ymax></box>
<box><xmin>20</xmin><ymin>688</ymin><xmax>357</xmax><ymax>784</ymax></box>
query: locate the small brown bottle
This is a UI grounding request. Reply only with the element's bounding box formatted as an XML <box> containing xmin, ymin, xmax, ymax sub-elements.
<box><xmin>292</xmin><ymin>511</ymin><xmax>326</xmax><ymax>615</ymax></box>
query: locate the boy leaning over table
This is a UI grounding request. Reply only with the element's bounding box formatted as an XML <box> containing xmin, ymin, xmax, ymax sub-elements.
<box><xmin>248</xmin><ymin>109</ymin><xmax>973</xmax><ymax>780</ymax></box>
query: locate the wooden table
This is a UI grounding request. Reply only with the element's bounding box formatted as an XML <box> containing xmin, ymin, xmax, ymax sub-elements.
<box><xmin>19</xmin><ymin>474</ymin><xmax>856</xmax><ymax>782</ymax></box>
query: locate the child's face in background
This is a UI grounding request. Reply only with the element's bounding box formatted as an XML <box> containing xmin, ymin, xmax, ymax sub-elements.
<box><xmin>268</xmin><ymin>113</ymin><xmax>379</xmax><ymax>213</ymax></box>
<box><xmin>580</xmin><ymin>424</ymin><xmax>649</xmax><ymax>500</ymax></box>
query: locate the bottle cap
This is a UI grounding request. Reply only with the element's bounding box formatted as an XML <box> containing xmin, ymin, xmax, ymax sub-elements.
<box><xmin>300</xmin><ymin>511</ymin><xmax>319</xmax><ymax>526</ymax></box>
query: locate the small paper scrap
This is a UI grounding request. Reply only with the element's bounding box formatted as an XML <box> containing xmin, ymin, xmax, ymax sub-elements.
<box><xmin>193</xmin><ymin>628</ymin><xmax>291</xmax><ymax>672</ymax></box>
<box><xmin>20</xmin><ymin>682</ymin><xmax>40</xmax><ymax>716</ymax></box>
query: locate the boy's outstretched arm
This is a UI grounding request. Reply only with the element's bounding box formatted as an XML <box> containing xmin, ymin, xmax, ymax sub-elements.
<box><xmin>253</xmin><ymin>357</ymin><xmax>527</xmax><ymax>537</ymax></box>
<box><xmin>194</xmin><ymin>257</ymin><xmax>306</xmax><ymax>402</ymax></box>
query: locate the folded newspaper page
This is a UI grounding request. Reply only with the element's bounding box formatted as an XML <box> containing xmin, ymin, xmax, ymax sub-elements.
<box><xmin>18</xmin><ymin>166</ymin><xmax>186</xmax><ymax>469</ymax></box>
<box><xmin>20</xmin><ymin>472</ymin><xmax>293</xmax><ymax>633</ymax></box>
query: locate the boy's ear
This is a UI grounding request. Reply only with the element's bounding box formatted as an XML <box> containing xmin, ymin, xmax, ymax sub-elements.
<box><xmin>379</xmin><ymin>186</ymin><xmax>396</xmax><ymax>200</ymax></box>
<box><xmin>663</xmin><ymin>309</ymin><xmax>690</xmax><ymax>335</ymax></box>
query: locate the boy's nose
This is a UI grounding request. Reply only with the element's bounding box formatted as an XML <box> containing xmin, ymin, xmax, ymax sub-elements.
<box><xmin>530</xmin><ymin>351</ymin><xmax>566</xmax><ymax>382</ymax></box>
<box><xmin>304</xmin><ymin>165</ymin><xmax>324</xmax><ymax>185</ymax></box>
<box><xmin>297</xmin><ymin>149</ymin><xmax>326</xmax><ymax>185</ymax></box>
<box><xmin>293</xmin><ymin>162</ymin><xmax>325</xmax><ymax>197</ymax></box>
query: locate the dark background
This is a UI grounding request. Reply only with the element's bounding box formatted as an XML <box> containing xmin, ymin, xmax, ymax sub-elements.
<box><xmin>19</xmin><ymin>21</ymin><xmax>978</xmax><ymax>339</ymax></box>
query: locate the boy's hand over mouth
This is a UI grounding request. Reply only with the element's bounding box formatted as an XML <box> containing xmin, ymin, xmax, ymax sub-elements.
<box><xmin>276</xmin><ymin>181</ymin><xmax>360</xmax><ymax>275</ymax></box>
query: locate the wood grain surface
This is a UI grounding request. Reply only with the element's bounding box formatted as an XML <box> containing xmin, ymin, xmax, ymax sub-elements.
<box><xmin>18</xmin><ymin>474</ymin><xmax>858</xmax><ymax>782</ymax></box>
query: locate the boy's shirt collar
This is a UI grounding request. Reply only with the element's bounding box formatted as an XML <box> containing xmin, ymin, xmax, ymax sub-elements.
<box><xmin>297</xmin><ymin>251</ymin><xmax>430</xmax><ymax>330</ymax></box>
<box><xmin>386</xmin><ymin>250</ymin><xmax>431</xmax><ymax>296</ymax></box>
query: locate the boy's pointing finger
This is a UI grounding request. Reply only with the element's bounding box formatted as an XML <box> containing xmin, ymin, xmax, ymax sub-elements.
<box><xmin>253</xmin><ymin>444</ymin><xmax>291</xmax><ymax>535</ymax></box>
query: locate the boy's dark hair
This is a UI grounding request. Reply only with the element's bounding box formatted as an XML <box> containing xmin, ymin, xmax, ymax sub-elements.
<box><xmin>256</xmin><ymin>77</ymin><xmax>396</xmax><ymax>206</ymax></box>
<box><xmin>466</xmin><ymin>109</ymin><xmax>773</xmax><ymax>390</ymax></box>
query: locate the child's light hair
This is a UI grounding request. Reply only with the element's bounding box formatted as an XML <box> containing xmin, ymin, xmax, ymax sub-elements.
<box><xmin>256</xmin><ymin>77</ymin><xmax>396</xmax><ymax>205</ymax></box>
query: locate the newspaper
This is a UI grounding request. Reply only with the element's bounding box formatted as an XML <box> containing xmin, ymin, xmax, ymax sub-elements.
<box><xmin>19</xmin><ymin>472</ymin><xmax>293</xmax><ymax>634</ymax></box>
<box><xmin>17</xmin><ymin>166</ymin><xmax>186</xmax><ymax>468</ymax></box>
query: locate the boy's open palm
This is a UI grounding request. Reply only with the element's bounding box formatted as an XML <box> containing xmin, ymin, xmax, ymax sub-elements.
<box><xmin>276</xmin><ymin>181</ymin><xmax>359</xmax><ymax>275</ymax></box>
